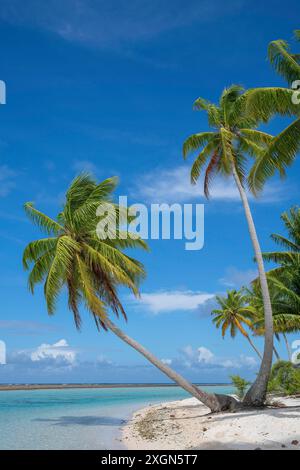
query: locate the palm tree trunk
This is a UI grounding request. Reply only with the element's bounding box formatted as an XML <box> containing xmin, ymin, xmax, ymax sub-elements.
<box><xmin>246</xmin><ymin>335</ymin><xmax>262</xmax><ymax>359</ymax></box>
<box><xmin>283</xmin><ymin>333</ymin><xmax>292</xmax><ymax>361</ymax></box>
<box><xmin>104</xmin><ymin>317</ymin><xmax>239</xmax><ymax>412</ymax></box>
<box><xmin>231</xmin><ymin>164</ymin><xmax>274</xmax><ymax>407</ymax></box>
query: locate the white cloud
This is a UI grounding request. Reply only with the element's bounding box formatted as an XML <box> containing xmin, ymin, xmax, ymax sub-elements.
<box><xmin>30</xmin><ymin>339</ymin><xmax>76</xmax><ymax>364</ymax></box>
<box><xmin>134</xmin><ymin>165</ymin><xmax>287</xmax><ymax>204</ymax></box>
<box><xmin>178</xmin><ymin>345</ymin><xmax>258</xmax><ymax>371</ymax></box>
<box><xmin>161</xmin><ymin>358</ymin><xmax>172</xmax><ymax>365</ymax></box>
<box><xmin>197</xmin><ymin>346</ymin><xmax>215</xmax><ymax>364</ymax></box>
<box><xmin>133</xmin><ymin>290</ymin><xmax>215</xmax><ymax>314</ymax></box>
<box><xmin>219</xmin><ymin>266</ymin><xmax>258</xmax><ymax>288</ymax></box>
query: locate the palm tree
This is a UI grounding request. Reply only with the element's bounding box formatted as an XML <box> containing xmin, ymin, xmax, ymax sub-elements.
<box><xmin>23</xmin><ymin>173</ymin><xmax>237</xmax><ymax>412</ymax></box>
<box><xmin>183</xmin><ymin>85</ymin><xmax>276</xmax><ymax>406</ymax></box>
<box><xmin>246</xmin><ymin>283</ymin><xmax>300</xmax><ymax>362</ymax></box>
<box><xmin>260</xmin><ymin>207</ymin><xmax>300</xmax><ymax>360</ymax></box>
<box><xmin>245</xmin><ymin>29</ymin><xmax>300</xmax><ymax>192</ymax></box>
<box><xmin>262</xmin><ymin>207</ymin><xmax>300</xmax><ymax>265</ymax></box>
<box><xmin>212</xmin><ymin>290</ymin><xmax>262</xmax><ymax>359</ymax></box>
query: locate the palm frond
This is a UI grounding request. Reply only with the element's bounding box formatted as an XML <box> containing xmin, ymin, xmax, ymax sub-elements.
<box><xmin>44</xmin><ymin>236</ymin><xmax>80</xmax><ymax>314</ymax></box>
<box><xmin>262</xmin><ymin>251</ymin><xmax>297</xmax><ymax>263</ymax></box>
<box><xmin>193</xmin><ymin>97</ymin><xmax>222</xmax><ymax>127</ymax></box>
<box><xmin>270</xmin><ymin>234</ymin><xmax>300</xmax><ymax>251</ymax></box>
<box><xmin>249</xmin><ymin>117</ymin><xmax>300</xmax><ymax>193</ymax></box>
<box><xmin>28</xmin><ymin>250</ymin><xmax>56</xmax><ymax>293</ymax></box>
<box><xmin>23</xmin><ymin>238</ymin><xmax>58</xmax><ymax>269</ymax></box>
<box><xmin>24</xmin><ymin>203</ymin><xmax>63</xmax><ymax>235</ymax></box>
<box><xmin>239</xmin><ymin>129</ymin><xmax>274</xmax><ymax>146</ymax></box>
<box><xmin>245</xmin><ymin>87</ymin><xmax>298</xmax><ymax>123</ymax></box>
<box><xmin>268</xmin><ymin>39</ymin><xmax>300</xmax><ymax>84</ymax></box>
<box><xmin>203</xmin><ymin>151</ymin><xmax>220</xmax><ymax>198</ymax></box>
<box><xmin>183</xmin><ymin>132</ymin><xmax>217</xmax><ymax>159</ymax></box>
<box><xmin>76</xmin><ymin>255</ymin><xmax>107</xmax><ymax>324</ymax></box>
<box><xmin>190</xmin><ymin>140</ymin><xmax>219</xmax><ymax>184</ymax></box>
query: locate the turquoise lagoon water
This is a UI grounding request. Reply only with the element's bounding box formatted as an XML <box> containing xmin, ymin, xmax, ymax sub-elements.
<box><xmin>0</xmin><ymin>385</ymin><xmax>233</xmax><ymax>450</ymax></box>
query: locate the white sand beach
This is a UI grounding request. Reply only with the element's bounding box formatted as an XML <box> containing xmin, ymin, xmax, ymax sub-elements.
<box><xmin>122</xmin><ymin>397</ymin><xmax>300</xmax><ymax>450</ymax></box>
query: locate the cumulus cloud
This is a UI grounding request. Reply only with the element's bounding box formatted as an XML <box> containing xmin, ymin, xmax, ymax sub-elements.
<box><xmin>30</xmin><ymin>339</ymin><xmax>77</xmax><ymax>363</ymax></box>
<box><xmin>134</xmin><ymin>165</ymin><xmax>288</xmax><ymax>204</ymax></box>
<box><xmin>1</xmin><ymin>339</ymin><xmax>259</xmax><ymax>383</ymax></box>
<box><xmin>132</xmin><ymin>290</ymin><xmax>215</xmax><ymax>314</ymax></box>
<box><xmin>198</xmin><ymin>346</ymin><xmax>215</xmax><ymax>364</ymax></box>
<box><xmin>175</xmin><ymin>345</ymin><xmax>258</xmax><ymax>372</ymax></box>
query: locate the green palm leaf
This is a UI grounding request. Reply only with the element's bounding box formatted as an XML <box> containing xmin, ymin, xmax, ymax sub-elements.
<box><xmin>183</xmin><ymin>132</ymin><xmax>217</xmax><ymax>159</ymax></box>
<box><xmin>268</xmin><ymin>39</ymin><xmax>300</xmax><ymax>84</ymax></box>
<box><xmin>24</xmin><ymin>203</ymin><xmax>64</xmax><ymax>235</ymax></box>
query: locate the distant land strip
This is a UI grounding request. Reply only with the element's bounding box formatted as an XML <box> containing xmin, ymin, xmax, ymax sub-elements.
<box><xmin>0</xmin><ymin>383</ymin><xmax>231</xmax><ymax>391</ymax></box>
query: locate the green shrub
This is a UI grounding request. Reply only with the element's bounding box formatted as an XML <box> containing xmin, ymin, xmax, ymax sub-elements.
<box><xmin>268</xmin><ymin>361</ymin><xmax>300</xmax><ymax>395</ymax></box>
<box><xmin>230</xmin><ymin>375</ymin><xmax>251</xmax><ymax>399</ymax></box>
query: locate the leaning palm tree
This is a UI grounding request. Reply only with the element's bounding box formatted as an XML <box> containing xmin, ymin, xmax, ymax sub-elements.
<box><xmin>212</xmin><ymin>290</ymin><xmax>262</xmax><ymax>359</ymax></box>
<box><xmin>23</xmin><ymin>174</ymin><xmax>237</xmax><ymax>412</ymax></box>
<box><xmin>183</xmin><ymin>85</ymin><xmax>277</xmax><ymax>406</ymax></box>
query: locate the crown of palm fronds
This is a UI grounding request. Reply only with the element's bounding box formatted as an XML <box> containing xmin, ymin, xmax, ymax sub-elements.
<box><xmin>23</xmin><ymin>174</ymin><xmax>148</xmax><ymax>330</ymax></box>
<box><xmin>211</xmin><ymin>290</ymin><xmax>256</xmax><ymax>339</ymax></box>
<box><xmin>247</xmin><ymin>254</ymin><xmax>300</xmax><ymax>336</ymax></box>
<box><xmin>183</xmin><ymin>85</ymin><xmax>280</xmax><ymax>198</ymax></box>
<box><xmin>244</xmin><ymin>29</ymin><xmax>300</xmax><ymax>192</ymax></box>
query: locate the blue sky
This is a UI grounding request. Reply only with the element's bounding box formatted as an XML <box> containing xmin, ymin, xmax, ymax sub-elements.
<box><xmin>0</xmin><ymin>0</ymin><xmax>299</xmax><ymax>384</ymax></box>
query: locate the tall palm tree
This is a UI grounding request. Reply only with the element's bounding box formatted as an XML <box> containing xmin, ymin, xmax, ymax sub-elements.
<box><xmin>212</xmin><ymin>290</ymin><xmax>262</xmax><ymax>359</ymax></box>
<box><xmin>183</xmin><ymin>85</ymin><xmax>277</xmax><ymax>406</ymax></box>
<box><xmin>245</xmin><ymin>29</ymin><xmax>300</xmax><ymax>192</ymax></box>
<box><xmin>23</xmin><ymin>174</ymin><xmax>237</xmax><ymax>412</ymax></box>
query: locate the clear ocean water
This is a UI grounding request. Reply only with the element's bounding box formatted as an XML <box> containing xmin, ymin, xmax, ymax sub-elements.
<box><xmin>0</xmin><ymin>385</ymin><xmax>233</xmax><ymax>449</ymax></box>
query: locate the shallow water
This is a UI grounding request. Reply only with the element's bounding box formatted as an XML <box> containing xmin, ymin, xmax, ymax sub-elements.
<box><xmin>0</xmin><ymin>385</ymin><xmax>233</xmax><ymax>449</ymax></box>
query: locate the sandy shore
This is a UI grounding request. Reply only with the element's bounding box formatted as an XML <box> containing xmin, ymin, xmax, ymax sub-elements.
<box><xmin>122</xmin><ymin>397</ymin><xmax>300</xmax><ymax>450</ymax></box>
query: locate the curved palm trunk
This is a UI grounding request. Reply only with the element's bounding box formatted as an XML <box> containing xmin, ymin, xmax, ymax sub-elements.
<box><xmin>283</xmin><ymin>333</ymin><xmax>292</xmax><ymax>362</ymax></box>
<box><xmin>104</xmin><ymin>318</ymin><xmax>238</xmax><ymax>412</ymax></box>
<box><xmin>232</xmin><ymin>165</ymin><xmax>274</xmax><ymax>407</ymax></box>
<box><xmin>246</xmin><ymin>335</ymin><xmax>262</xmax><ymax>360</ymax></box>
